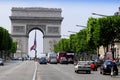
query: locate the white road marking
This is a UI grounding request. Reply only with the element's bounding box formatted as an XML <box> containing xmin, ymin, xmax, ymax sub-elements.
<box><xmin>33</xmin><ymin>62</ymin><xmax>38</xmax><ymax>80</ymax></box>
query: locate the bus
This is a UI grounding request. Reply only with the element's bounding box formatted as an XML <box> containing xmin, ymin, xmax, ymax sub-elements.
<box><xmin>57</xmin><ymin>51</ymin><xmax>67</xmax><ymax>63</ymax></box>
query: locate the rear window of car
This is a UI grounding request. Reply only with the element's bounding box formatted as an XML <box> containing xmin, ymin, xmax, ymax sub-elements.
<box><xmin>105</xmin><ymin>61</ymin><xmax>116</xmax><ymax>65</ymax></box>
<box><xmin>78</xmin><ymin>61</ymin><xmax>88</xmax><ymax>65</ymax></box>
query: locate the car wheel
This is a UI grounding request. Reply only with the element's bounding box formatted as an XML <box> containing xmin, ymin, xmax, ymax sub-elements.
<box><xmin>75</xmin><ymin>70</ymin><xmax>77</xmax><ymax>73</ymax></box>
<box><xmin>115</xmin><ymin>70</ymin><xmax>118</xmax><ymax>75</ymax></box>
<box><xmin>88</xmin><ymin>71</ymin><xmax>91</xmax><ymax>74</ymax></box>
<box><xmin>76</xmin><ymin>70</ymin><xmax>79</xmax><ymax>73</ymax></box>
<box><xmin>102</xmin><ymin>70</ymin><xmax>105</xmax><ymax>75</ymax></box>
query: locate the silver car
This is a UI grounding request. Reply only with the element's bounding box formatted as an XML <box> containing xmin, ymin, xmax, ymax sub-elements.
<box><xmin>50</xmin><ymin>57</ymin><xmax>57</xmax><ymax>64</ymax></box>
<box><xmin>74</xmin><ymin>61</ymin><xmax>91</xmax><ymax>74</ymax></box>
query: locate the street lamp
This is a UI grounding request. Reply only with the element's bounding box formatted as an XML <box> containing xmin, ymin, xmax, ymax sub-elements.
<box><xmin>76</xmin><ymin>25</ymin><xmax>86</xmax><ymax>27</ymax></box>
<box><xmin>62</xmin><ymin>35</ymin><xmax>69</xmax><ymax>37</ymax></box>
<box><xmin>92</xmin><ymin>13</ymin><xmax>108</xmax><ymax>17</ymax></box>
<box><xmin>68</xmin><ymin>31</ymin><xmax>77</xmax><ymax>33</ymax></box>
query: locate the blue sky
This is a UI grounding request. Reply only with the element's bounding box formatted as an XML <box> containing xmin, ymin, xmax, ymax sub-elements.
<box><xmin>1</xmin><ymin>0</ymin><xmax>119</xmax><ymax>3</ymax></box>
<box><xmin>0</xmin><ymin>0</ymin><xmax>120</xmax><ymax>57</ymax></box>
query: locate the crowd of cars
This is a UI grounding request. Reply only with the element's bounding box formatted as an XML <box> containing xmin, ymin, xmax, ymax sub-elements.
<box><xmin>38</xmin><ymin>56</ymin><xmax>69</xmax><ymax>64</ymax></box>
<box><xmin>74</xmin><ymin>59</ymin><xmax>119</xmax><ymax>76</ymax></box>
<box><xmin>37</xmin><ymin>52</ymin><xmax>119</xmax><ymax>76</ymax></box>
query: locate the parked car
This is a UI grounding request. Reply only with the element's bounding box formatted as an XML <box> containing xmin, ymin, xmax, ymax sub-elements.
<box><xmin>50</xmin><ymin>57</ymin><xmax>57</xmax><ymax>64</ymax></box>
<box><xmin>95</xmin><ymin>59</ymin><xmax>104</xmax><ymax>67</ymax></box>
<box><xmin>0</xmin><ymin>58</ymin><xmax>4</xmax><ymax>66</ymax></box>
<box><xmin>39</xmin><ymin>57</ymin><xmax>47</xmax><ymax>64</ymax></box>
<box><xmin>74</xmin><ymin>61</ymin><xmax>91</xmax><ymax>74</ymax></box>
<box><xmin>100</xmin><ymin>60</ymin><xmax>118</xmax><ymax>75</ymax></box>
<box><xmin>60</xmin><ymin>57</ymin><xmax>68</xmax><ymax>64</ymax></box>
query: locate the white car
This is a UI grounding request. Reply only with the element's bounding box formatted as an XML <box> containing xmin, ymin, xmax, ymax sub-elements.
<box><xmin>74</xmin><ymin>61</ymin><xmax>91</xmax><ymax>74</ymax></box>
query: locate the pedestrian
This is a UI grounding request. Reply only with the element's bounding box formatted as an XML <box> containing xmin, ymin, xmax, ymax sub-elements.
<box><xmin>90</xmin><ymin>62</ymin><xmax>97</xmax><ymax>71</ymax></box>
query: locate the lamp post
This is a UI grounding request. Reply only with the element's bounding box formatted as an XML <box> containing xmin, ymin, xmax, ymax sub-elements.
<box><xmin>34</xmin><ymin>49</ymin><xmax>37</xmax><ymax>61</ymax></box>
<box><xmin>62</xmin><ymin>35</ymin><xmax>69</xmax><ymax>38</ymax></box>
<box><xmin>92</xmin><ymin>13</ymin><xmax>108</xmax><ymax>17</ymax></box>
<box><xmin>76</xmin><ymin>25</ymin><xmax>86</xmax><ymax>27</ymax></box>
<box><xmin>68</xmin><ymin>31</ymin><xmax>77</xmax><ymax>33</ymax></box>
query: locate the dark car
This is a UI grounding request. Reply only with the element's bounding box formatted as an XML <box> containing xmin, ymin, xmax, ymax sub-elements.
<box><xmin>95</xmin><ymin>59</ymin><xmax>104</xmax><ymax>67</ymax></box>
<box><xmin>39</xmin><ymin>57</ymin><xmax>47</xmax><ymax>64</ymax></box>
<box><xmin>0</xmin><ymin>58</ymin><xmax>4</xmax><ymax>66</ymax></box>
<box><xmin>60</xmin><ymin>57</ymin><xmax>68</xmax><ymax>64</ymax></box>
<box><xmin>100</xmin><ymin>60</ymin><xmax>118</xmax><ymax>75</ymax></box>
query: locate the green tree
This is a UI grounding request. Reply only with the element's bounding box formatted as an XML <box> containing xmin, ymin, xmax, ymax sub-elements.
<box><xmin>0</xmin><ymin>26</ymin><xmax>13</xmax><ymax>59</ymax></box>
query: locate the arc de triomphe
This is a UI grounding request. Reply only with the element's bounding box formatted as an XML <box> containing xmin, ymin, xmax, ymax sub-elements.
<box><xmin>10</xmin><ymin>7</ymin><xmax>63</xmax><ymax>57</ymax></box>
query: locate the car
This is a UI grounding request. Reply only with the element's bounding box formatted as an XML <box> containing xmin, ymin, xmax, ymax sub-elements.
<box><xmin>60</xmin><ymin>57</ymin><xmax>68</xmax><ymax>64</ymax></box>
<box><xmin>49</xmin><ymin>57</ymin><xmax>57</xmax><ymax>64</ymax></box>
<box><xmin>39</xmin><ymin>57</ymin><xmax>47</xmax><ymax>64</ymax></box>
<box><xmin>95</xmin><ymin>59</ymin><xmax>104</xmax><ymax>67</ymax></box>
<box><xmin>74</xmin><ymin>61</ymin><xmax>91</xmax><ymax>74</ymax></box>
<box><xmin>100</xmin><ymin>60</ymin><xmax>118</xmax><ymax>75</ymax></box>
<box><xmin>0</xmin><ymin>58</ymin><xmax>4</xmax><ymax>66</ymax></box>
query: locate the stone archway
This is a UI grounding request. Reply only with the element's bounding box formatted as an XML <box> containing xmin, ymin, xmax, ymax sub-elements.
<box><xmin>10</xmin><ymin>7</ymin><xmax>63</xmax><ymax>57</ymax></box>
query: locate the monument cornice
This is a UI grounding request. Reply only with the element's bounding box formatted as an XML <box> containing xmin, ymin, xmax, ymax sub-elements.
<box><xmin>12</xmin><ymin>7</ymin><xmax>62</xmax><ymax>12</ymax></box>
<box><xmin>10</xmin><ymin>16</ymin><xmax>63</xmax><ymax>21</ymax></box>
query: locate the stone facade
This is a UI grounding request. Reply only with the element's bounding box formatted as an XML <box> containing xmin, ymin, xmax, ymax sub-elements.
<box><xmin>10</xmin><ymin>7</ymin><xmax>63</xmax><ymax>58</ymax></box>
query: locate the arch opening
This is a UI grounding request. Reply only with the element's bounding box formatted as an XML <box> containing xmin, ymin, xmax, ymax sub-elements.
<box><xmin>28</xmin><ymin>29</ymin><xmax>43</xmax><ymax>58</ymax></box>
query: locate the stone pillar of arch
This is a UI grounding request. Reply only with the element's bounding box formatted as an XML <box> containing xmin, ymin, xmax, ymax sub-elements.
<box><xmin>10</xmin><ymin>7</ymin><xmax>63</xmax><ymax>58</ymax></box>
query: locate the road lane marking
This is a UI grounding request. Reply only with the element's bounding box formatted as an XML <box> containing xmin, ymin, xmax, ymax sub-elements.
<box><xmin>33</xmin><ymin>62</ymin><xmax>37</xmax><ymax>80</ymax></box>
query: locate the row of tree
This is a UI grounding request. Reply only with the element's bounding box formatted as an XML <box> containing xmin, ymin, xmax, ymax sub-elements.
<box><xmin>0</xmin><ymin>27</ymin><xmax>17</xmax><ymax>59</ymax></box>
<box><xmin>54</xmin><ymin>15</ymin><xmax>120</xmax><ymax>58</ymax></box>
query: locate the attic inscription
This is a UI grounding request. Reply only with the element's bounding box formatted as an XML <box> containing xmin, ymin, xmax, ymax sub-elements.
<box><xmin>48</xmin><ymin>27</ymin><xmax>59</xmax><ymax>33</ymax></box>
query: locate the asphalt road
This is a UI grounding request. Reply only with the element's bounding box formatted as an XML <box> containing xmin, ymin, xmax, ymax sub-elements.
<box><xmin>36</xmin><ymin>63</ymin><xmax>120</xmax><ymax>80</ymax></box>
<box><xmin>0</xmin><ymin>60</ymin><xmax>120</xmax><ymax>80</ymax></box>
<box><xmin>0</xmin><ymin>60</ymin><xmax>35</xmax><ymax>80</ymax></box>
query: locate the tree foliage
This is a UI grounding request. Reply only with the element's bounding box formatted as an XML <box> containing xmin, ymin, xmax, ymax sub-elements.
<box><xmin>54</xmin><ymin>15</ymin><xmax>120</xmax><ymax>57</ymax></box>
<box><xmin>0</xmin><ymin>26</ymin><xmax>16</xmax><ymax>58</ymax></box>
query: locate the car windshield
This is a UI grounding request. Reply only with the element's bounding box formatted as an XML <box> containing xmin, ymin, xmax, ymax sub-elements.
<box><xmin>40</xmin><ymin>57</ymin><xmax>46</xmax><ymax>60</ymax></box>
